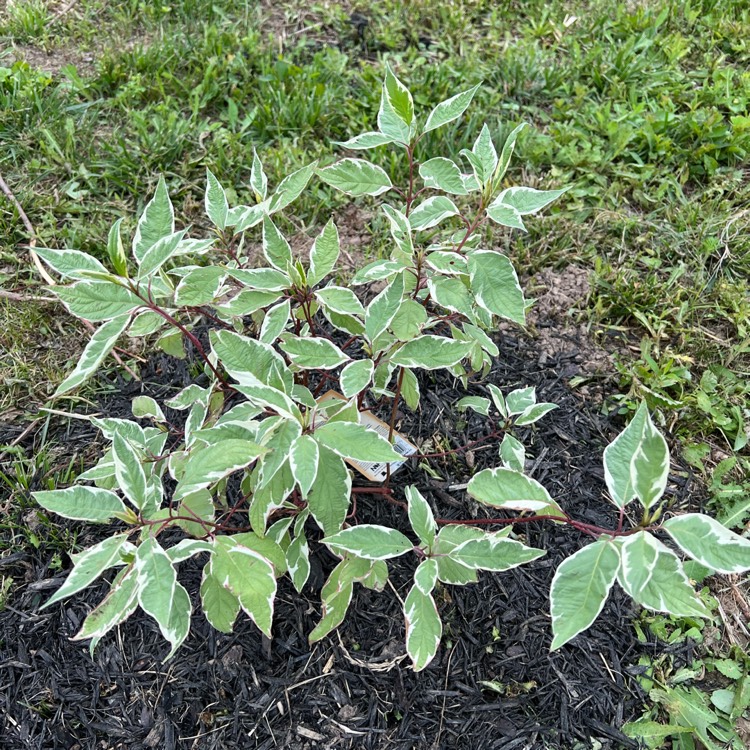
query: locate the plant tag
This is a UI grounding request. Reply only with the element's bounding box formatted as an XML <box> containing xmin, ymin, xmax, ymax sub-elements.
<box><xmin>317</xmin><ymin>391</ymin><xmax>417</xmax><ymax>482</ymax></box>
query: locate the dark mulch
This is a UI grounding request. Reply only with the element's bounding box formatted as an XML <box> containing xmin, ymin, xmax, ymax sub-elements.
<box><xmin>0</xmin><ymin>330</ymin><xmax>698</xmax><ymax>750</ymax></box>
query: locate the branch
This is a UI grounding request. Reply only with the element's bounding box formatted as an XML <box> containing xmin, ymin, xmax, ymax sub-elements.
<box><xmin>0</xmin><ymin>173</ymin><xmax>55</xmax><ymax>285</ymax></box>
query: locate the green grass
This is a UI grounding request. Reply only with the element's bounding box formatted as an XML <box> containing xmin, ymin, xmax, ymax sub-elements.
<box><xmin>1</xmin><ymin>0</ymin><xmax>749</xmax><ymax>742</ymax></box>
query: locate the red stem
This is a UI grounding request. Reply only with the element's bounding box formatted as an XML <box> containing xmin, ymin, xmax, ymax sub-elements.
<box><xmin>130</xmin><ymin>286</ymin><xmax>228</xmax><ymax>385</ymax></box>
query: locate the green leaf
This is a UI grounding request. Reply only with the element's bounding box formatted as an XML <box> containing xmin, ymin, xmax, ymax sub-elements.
<box><xmin>308</xmin><ymin>219</ymin><xmax>340</xmax><ymax>287</ymax></box>
<box><xmin>456</xmin><ymin>396</ymin><xmax>491</xmax><ymax>416</ymax></box>
<box><xmin>390</xmin><ymin>335</ymin><xmax>472</xmax><ymax>370</ymax></box>
<box><xmin>650</xmin><ymin>686</ymin><xmax>723</xmax><ymax>749</ymax></box>
<box><xmin>133</xmin><ymin>176</ymin><xmax>174</xmax><ymax>264</ymax></box>
<box><xmin>499</xmin><ymin>434</ymin><xmax>525</xmax><ymax>472</ymax></box>
<box><xmin>227</xmin><ymin>267</ymin><xmax>290</xmax><ymax>291</ymax></box>
<box><xmin>383</xmin><ymin>63</ymin><xmax>414</xmax><ymax>127</ymax></box>
<box><xmin>428</xmin><ymin>277</ymin><xmax>474</xmax><ymax>317</ymax></box>
<box><xmin>128</xmin><ymin>310</ymin><xmax>165</xmax><ymax>337</ymax></box>
<box><xmin>718</xmin><ymin>497</ymin><xmax>750</xmax><ymax>530</ymax></box>
<box><xmin>467</xmin><ymin>250</ymin><xmax>525</xmax><ymax>324</ymax></box>
<box><xmin>230</xmin><ymin>201</ymin><xmax>267</xmax><ymax>230</ymax></box>
<box><xmin>249</xmin><ymin>461</ymin><xmax>295</xmax><ymax>535</ymax></box>
<box><xmin>237</xmin><ymin>383</ymin><xmax>301</xmax><ymax>422</ymax></box>
<box><xmin>184</xmin><ymin>400</ymin><xmax>208</xmax><ymax>446</ymax></box>
<box><xmin>200</xmin><ymin>566</ymin><xmax>240</xmax><ymax>633</ymax></box>
<box><xmin>35</xmin><ymin>246</ymin><xmax>109</xmax><ymax>280</ymax></box>
<box><xmin>351</xmin><ymin>258</ymin><xmax>407</xmax><ymax>285</ymax></box>
<box><xmin>340</xmin><ymin>359</ymin><xmax>374</xmax><ymax>398</ymax></box>
<box><xmin>378</xmin><ymin>80</ymin><xmax>411</xmax><ymax>144</ymax></box>
<box><xmin>262</xmin><ymin>216</ymin><xmax>293</xmax><ymax>271</ymax></box>
<box><xmin>55</xmin><ymin>314</ymin><xmax>130</xmax><ymax>396</ymax></box>
<box><xmin>211</xmin><ymin>537</ymin><xmax>277</xmax><ymax>637</ymax></box>
<box><xmin>280</xmin><ymin>336</ymin><xmax>349</xmax><ymax>370</ymax></box>
<box><xmin>487</xmin><ymin>385</ymin><xmax>507</xmax><ymax>419</ymax></box>
<box><xmin>219</xmin><ymin>289</ymin><xmax>282</xmax><ymax>316</ymax></box>
<box><xmin>210</xmin><ymin>329</ymin><xmax>292</xmax><ymax>393</ymax></box>
<box><xmin>258</xmin><ymin>419</ymin><xmax>302</xmax><ymax>488</ymax></box>
<box><xmin>260</xmin><ymin>300</ymin><xmax>291</xmax><ymax>344</ymax></box>
<box><xmin>467</xmin><ymin>467</ymin><xmax>565</xmax><ymax>517</ymax></box>
<box><xmin>505</xmin><ymin>386</ymin><xmax>536</xmax><ymax>415</ymax></box>
<box><xmin>378</xmin><ymin>205</ymin><xmax>412</xmax><ymax>263</ymax></box>
<box><xmin>423</xmin><ymin>83</ymin><xmax>480</xmax><ymax>133</ymax></box>
<box><xmin>54</xmin><ymin>281</ymin><xmax>140</xmax><ymax>322</ymax></box>
<box><xmin>419</xmin><ymin>157</ymin><xmax>468</xmax><ymax>195</ymax></box>
<box><xmin>515</xmin><ymin>403</ymin><xmax>557</xmax><ymax>426</ymax></box>
<box><xmin>205</xmin><ymin>169</ymin><xmax>229</xmax><ymax>230</ymax></box>
<box><xmin>135</xmin><ymin>538</ymin><xmax>191</xmax><ymax>658</ymax></box>
<box><xmin>361</xmin><ymin>559</ymin><xmax>389</xmax><ymax>591</ymax></box>
<box><xmin>495</xmin><ymin>122</ymin><xmax>526</xmax><ymax>183</ymax></box>
<box><xmin>112</xmin><ymin>431</ymin><xmax>149</xmax><ymax>511</ymax></box>
<box><xmin>230</xmin><ymin>531</ymin><xmax>287</xmax><ymax>575</ymax></box>
<box><xmin>268</xmin><ymin>161</ymin><xmax>318</xmax><ymax>214</ymax></box>
<box><xmin>309</xmin><ymin>559</ymin><xmax>358</xmax><ymax>642</ymax></box>
<box><xmin>318</xmin><ymin>158</ymin><xmax>392</xmax><ymax>197</ymax></box>
<box><xmin>315</xmin><ymin>286</ymin><xmax>365</xmax><ymax>317</ymax></box>
<box><xmin>165</xmin><ymin>384</ymin><xmax>209</xmax><ymax>410</ymax></box>
<box><xmin>323</xmin><ymin>525</ymin><xmax>413</xmax><ymax>560</ymax></box>
<box><xmin>549</xmin><ymin>540</ymin><xmax>621</xmax><ymax>650</ymax></box>
<box><xmin>336</xmin><ymin>131</ymin><xmax>395</xmax><ymax>150</ymax></box>
<box><xmin>450</xmin><ymin>534</ymin><xmax>544</xmax><ymax>571</ymax></box>
<box><xmin>34</xmin><ymin>485</ymin><xmax>127</xmax><ymax>523</ymax></box>
<box><xmin>307</xmin><ymin>446</ymin><xmax>351</xmax><ymax>535</ymax></box>
<box><xmin>400</xmin><ymin>367</ymin><xmax>420</xmax><ymax>410</ymax></box>
<box><xmin>485</xmin><ymin>202</ymin><xmax>526</xmax><ymax>231</ymax></box>
<box><xmin>314</xmin><ymin>421</ymin><xmax>401</xmax><ymax>463</ymax></box>
<box><xmin>406</xmin><ymin>486</ymin><xmax>437</xmax><ymax>549</ymax></box>
<box><xmin>44</xmin><ymin>534</ymin><xmax>134</xmax><ymax>607</ymax></box>
<box><xmin>175</xmin><ymin>439</ymin><xmax>266</xmax><ymax>499</ymax></box>
<box><xmin>365</xmin><ymin>272</ymin><xmax>404</xmax><ymax>342</ymax></box>
<box><xmin>176</xmin><ymin>490</ymin><xmax>215</xmax><ymax>537</ymax></box>
<box><xmin>414</xmin><ymin>558</ymin><xmax>438</xmax><ymax>595</ymax></box>
<box><xmin>470</xmin><ymin>124</ymin><xmax>497</xmax><ymax>184</ymax></box>
<box><xmin>663</xmin><ymin>513</ymin><xmax>750</xmax><ymax>574</ymax></box>
<box><xmin>250</xmin><ymin>148</ymin><xmax>268</xmax><ymax>201</ymax></box>
<box><xmin>404</xmin><ymin>585</ymin><xmax>442</xmax><ymax>671</ymax></box>
<box><xmin>170</xmin><ymin>237</ymin><xmax>214</xmax><ymax>258</ymax></box>
<box><xmin>425</xmin><ymin>250</ymin><xmax>467</xmax><ymax>276</ymax></box>
<box><xmin>290</xmin><ymin>434</ymin><xmax>320</xmax><ymax>497</ymax></box>
<box><xmin>72</xmin><ymin>565</ymin><xmax>139</xmax><ymax>644</ymax></box>
<box><xmin>433</xmin><ymin>525</ymin><xmax>484</xmax><ymax>584</ymax></box>
<box><xmin>286</xmin><ymin>529</ymin><xmax>311</xmax><ymax>593</ymax></box>
<box><xmin>174</xmin><ymin>266</ymin><xmax>226</xmax><ymax>306</ymax></box>
<box><xmin>495</xmin><ymin>186</ymin><xmax>567</xmax><ymax>215</ymax></box>
<box><xmin>323</xmin><ymin>308</ymin><xmax>365</xmax><ymax>336</ymax></box>
<box><xmin>321</xmin><ymin>397</ymin><xmax>359</xmax><ymax>424</ymax></box>
<box><xmin>466</xmin><ymin>320</ymin><xmax>497</xmax><ymax>355</ymax></box>
<box><xmin>622</xmin><ymin>718</ymin><xmax>694</xmax><ymax>749</ymax></box>
<box><xmin>391</xmin><ymin>299</ymin><xmax>427</xmax><ymax>341</ymax></box>
<box><xmin>93</xmin><ymin>417</ymin><xmax>149</xmax><ymax>445</ymax></box>
<box><xmin>603</xmin><ymin>402</ymin><xmax>669</xmax><ymax>510</ymax></box>
<box><xmin>617</xmin><ymin>532</ymin><xmax>710</xmax><ymax>618</ymax></box>
<box><xmin>408</xmin><ymin>196</ymin><xmax>459</xmax><ymax>231</ymax></box>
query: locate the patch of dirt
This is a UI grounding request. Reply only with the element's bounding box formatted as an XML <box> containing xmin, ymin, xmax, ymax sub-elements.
<box><xmin>526</xmin><ymin>265</ymin><xmax>620</xmax><ymax>381</ymax></box>
<box><xmin>331</xmin><ymin>204</ymin><xmax>376</xmax><ymax>271</ymax></box>
<box><xmin>712</xmin><ymin>575</ymin><xmax>750</xmax><ymax>651</ymax></box>
<box><xmin>6</xmin><ymin>43</ymin><xmax>96</xmax><ymax>77</ymax></box>
<box><xmin>258</xmin><ymin>0</ymin><xmax>344</xmax><ymax>50</ymax></box>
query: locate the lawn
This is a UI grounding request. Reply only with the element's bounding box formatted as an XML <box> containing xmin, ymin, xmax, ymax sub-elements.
<box><xmin>1</xmin><ymin>0</ymin><xmax>749</xmax><ymax>747</ymax></box>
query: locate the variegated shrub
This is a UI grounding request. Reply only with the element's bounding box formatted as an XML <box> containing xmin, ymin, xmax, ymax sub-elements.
<box><xmin>33</xmin><ymin>67</ymin><xmax>750</xmax><ymax>670</ymax></box>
